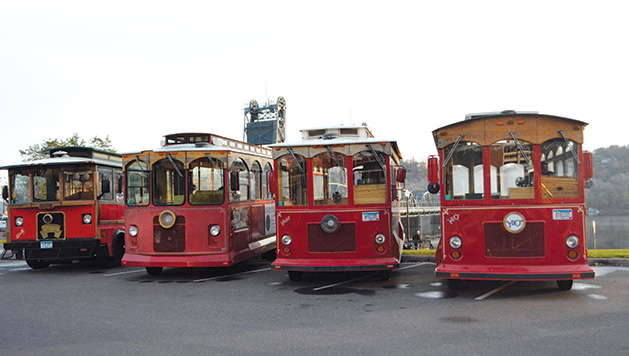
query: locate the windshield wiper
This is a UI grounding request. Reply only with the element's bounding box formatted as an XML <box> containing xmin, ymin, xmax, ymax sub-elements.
<box><xmin>287</xmin><ymin>148</ymin><xmax>305</xmax><ymax>173</ymax></box>
<box><xmin>166</xmin><ymin>154</ymin><xmax>183</xmax><ymax>178</ymax></box>
<box><xmin>558</xmin><ymin>130</ymin><xmax>581</xmax><ymax>164</ymax></box>
<box><xmin>366</xmin><ymin>144</ymin><xmax>386</xmax><ymax>172</ymax></box>
<box><xmin>205</xmin><ymin>153</ymin><xmax>219</xmax><ymax>168</ymax></box>
<box><xmin>134</xmin><ymin>156</ymin><xmax>147</xmax><ymax>174</ymax></box>
<box><xmin>325</xmin><ymin>146</ymin><xmax>344</xmax><ymax>168</ymax></box>
<box><xmin>443</xmin><ymin>134</ymin><xmax>466</xmax><ymax>167</ymax></box>
<box><xmin>509</xmin><ymin>131</ymin><xmax>532</xmax><ymax>167</ymax></box>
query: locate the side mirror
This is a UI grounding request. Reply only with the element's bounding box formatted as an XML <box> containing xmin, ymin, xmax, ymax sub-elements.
<box><xmin>229</xmin><ymin>171</ymin><xmax>240</xmax><ymax>191</ymax></box>
<box><xmin>101</xmin><ymin>179</ymin><xmax>111</xmax><ymax>194</ymax></box>
<box><xmin>427</xmin><ymin>155</ymin><xmax>440</xmax><ymax>194</ymax></box>
<box><xmin>267</xmin><ymin>170</ymin><xmax>276</xmax><ymax>196</ymax></box>
<box><xmin>396</xmin><ymin>168</ymin><xmax>406</xmax><ymax>183</ymax></box>
<box><xmin>583</xmin><ymin>151</ymin><xmax>593</xmax><ymax>181</ymax></box>
<box><xmin>2</xmin><ymin>185</ymin><xmax>8</xmax><ymax>201</ymax></box>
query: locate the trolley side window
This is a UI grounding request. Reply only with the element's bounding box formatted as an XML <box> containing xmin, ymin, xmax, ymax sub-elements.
<box><xmin>188</xmin><ymin>157</ymin><xmax>225</xmax><ymax>205</ymax></box>
<box><xmin>444</xmin><ymin>142</ymin><xmax>484</xmax><ymax>200</ymax></box>
<box><xmin>126</xmin><ymin>160</ymin><xmax>150</xmax><ymax>206</ymax></box>
<box><xmin>10</xmin><ymin>173</ymin><xmax>30</xmax><ymax>204</ymax></box>
<box><xmin>490</xmin><ymin>139</ymin><xmax>535</xmax><ymax>200</ymax></box>
<box><xmin>312</xmin><ymin>151</ymin><xmax>348</xmax><ymax>206</ymax></box>
<box><xmin>98</xmin><ymin>167</ymin><xmax>114</xmax><ymax>201</ymax></box>
<box><xmin>153</xmin><ymin>158</ymin><xmax>185</xmax><ymax>206</ymax></box>
<box><xmin>540</xmin><ymin>138</ymin><xmax>580</xmax><ymax>199</ymax></box>
<box><xmin>277</xmin><ymin>154</ymin><xmax>308</xmax><ymax>206</ymax></box>
<box><xmin>33</xmin><ymin>168</ymin><xmax>60</xmax><ymax>202</ymax></box>
<box><xmin>353</xmin><ymin>150</ymin><xmax>387</xmax><ymax>205</ymax></box>
<box><xmin>262</xmin><ymin>162</ymin><xmax>273</xmax><ymax>200</ymax></box>
<box><xmin>229</xmin><ymin>158</ymin><xmax>249</xmax><ymax>203</ymax></box>
<box><xmin>250</xmin><ymin>161</ymin><xmax>262</xmax><ymax>201</ymax></box>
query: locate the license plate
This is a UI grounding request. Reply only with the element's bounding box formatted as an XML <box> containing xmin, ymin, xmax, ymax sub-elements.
<box><xmin>362</xmin><ymin>212</ymin><xmax>380</xmax><ymax>222</ymax></box>
<box><xmin>40</xmin><ymin>241</ymin><xmax>53</xmax><ymax>249</ymax></box>
<box><xmin>553</xmin><ymin>209</ymin><xmax>573</xmax><ymax>220</ymax></box>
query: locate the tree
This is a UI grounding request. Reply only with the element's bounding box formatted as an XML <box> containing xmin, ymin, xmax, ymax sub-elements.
<box><xmin>19</xmin><ymin>133</ymin><xmax>117</xmax><ymax>161</ymax></box>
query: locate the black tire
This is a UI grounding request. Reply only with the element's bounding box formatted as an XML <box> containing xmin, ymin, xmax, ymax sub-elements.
<box><xmin>557</xmin><ymin>280</ymin><xmax>573</xmax><ymax>290</ymax></box>
<box><xmin>288</xmin><ymin>271</ymin><xmax>304</xmax><ymax>281</ymax></box>
<box><xmin>146</xmin><ymin>267</ymin><xmax>163</xmax><ymax>276</ymax></box>
<box><xmin>447</xmin><ymin>279</ymin><xmax>461</xmax><ymax>291</ymax></box>
<box><xmin>26</xmin><ymin>260</ymin><xmax>51</xmax><ymax>269</ymax></box>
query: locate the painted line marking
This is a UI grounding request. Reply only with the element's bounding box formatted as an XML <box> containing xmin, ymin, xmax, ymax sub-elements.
<box><xmin>104</xmin><ymin>269</ymin><xmax>146</xmax><ymax>277</ymax></box>
<box><xmin>193</xmin><ymin>267</ymin><xmax>271</xmax><ymax>283</ymax></box>
<box><xmin>313</xmin><ymin>262</ymin><xmax>433</xmax><ymax>291</ymax></box>
<box><xmin>475</xmin><ymin>281</ymin><xmax>516</xmax><ymax>301</ymax></box>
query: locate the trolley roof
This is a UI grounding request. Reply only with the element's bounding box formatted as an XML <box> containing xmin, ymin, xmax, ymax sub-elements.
<box><xmin>269</xmin><ymin>125</ymin><xmax>402</xmax><ymax>160</ymax></box>
<box><xmin>432</xmin><ymin>112</ymin><xmax>589</xmax><ymax>149</ymax></box>
<box><xmin>123</xmin><ymin>132</ymin><xmax>272</xmax><ymax>159</ymax></box>
<box><xmin>0</xmin><ymin>146</ymin><xmax>122</xmax><ymax>170</ymax></box>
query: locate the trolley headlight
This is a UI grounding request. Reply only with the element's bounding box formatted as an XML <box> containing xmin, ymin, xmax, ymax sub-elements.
<box><xmin>449</xmin><ymin>236</ymin><xmax>462</xmax><ymax>249</ymax></box>
<box><xmin>210</xmin><ymin>225</ymin><xmax>221</xmax><ymax>236</ymax></box>
<box><xmin>82</xmin><ymin>214</ymin><xmax>92</xmax><ymax>224</ymax></box>
<box><xmin>129</xmin><ymin>225</ymin><xmax>138</xmax><ymax>237</ymax></box>
<box><xmin>281</xmin><ymin>234</ymin><xmax>292</xmax><ymax>246</ymax></box>
<box><xmin>159</xmin><ymin>210</ymin><xmax>176</xmax><ymax>229</ymax></box>
<box><xmin>15</xmin><ymin>216</ymin><xmax>23</xmax><ymax>227</ymax></box>
<box><xmin>375</xmin><ymin>233</ymin><xmax>386</xmax><ymax>244</ymax></box>
<box><xmin>566</xmin><ymin>235</ymin><xmax>579</xmax><ymax>248</ymax></box>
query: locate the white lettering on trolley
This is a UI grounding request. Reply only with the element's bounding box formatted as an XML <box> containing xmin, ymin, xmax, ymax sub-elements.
<box><xmin>503</xmin><ymin>212</ymin><xmax>526</xmax><ymax>234</ymax></box>
<box><xmin>447</xmin><ymin>214</ymin><xmax>460</xmax><ymax>225</ymax></box>
<box><xmin>280</xmin><ymin>215</ymin><xmax>291</xmax><ymax>227</ymax></box>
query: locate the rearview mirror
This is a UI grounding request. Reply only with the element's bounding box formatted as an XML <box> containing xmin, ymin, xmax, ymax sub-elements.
<box><xmin>2</xmin><ymin>185</ymin><xmax>8</xmax><ymax>201</ymax></box>
<box><xmin>229</xmin><ymin>171</ymin><xmax>240</xmax><ymax>191</ymax></box>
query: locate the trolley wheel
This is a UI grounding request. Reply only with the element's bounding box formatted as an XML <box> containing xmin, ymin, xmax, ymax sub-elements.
<box><xmin>447</xmin><ymin>279</ymin><xmax>461</xmax><ymax>291</ymax></box>
<box><xmin>146</xmin><ymin>267</ymin><xmax>163</xmax><ymax>276</ymax></box>
<box><xmin>26</xmin><ymin>260</ymin><xmax>51</xmax><ymax>270</ymax></box>
<box><xmin>556</xmin><ymin>280</ymin><xmax>573</xmax><ymax>290</ymax></box>
<box><xmin>288</xmin><ymin>271</ymin><xmax>304</xmax><ymax>281</ymax></box>
<box><xmin>380</xmin><ymin>270</ymin><xmax>392</xmax><ymax>281</ymax></box>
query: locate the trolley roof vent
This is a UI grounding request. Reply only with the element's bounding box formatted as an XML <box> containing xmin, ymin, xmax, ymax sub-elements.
<box><xmin>323</xmin><ymin>132</ymin><xmax>339</xmax><ymax>140</ymax></box>
<box><xmin>195</xmin><ymin>142</ymin><xmax>211</xmax><ymax>148</ymax></box>
<box><xmin>52</xmin><ymin>151</ymin><xmax>70</xmax><ymax>158</ymax></box>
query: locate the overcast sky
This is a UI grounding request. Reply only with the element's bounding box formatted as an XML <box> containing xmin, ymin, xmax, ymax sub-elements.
<box><xmin>1</xmin><ymin>0</ymin><xmax>628</xmax><ymax>180</ymax></box>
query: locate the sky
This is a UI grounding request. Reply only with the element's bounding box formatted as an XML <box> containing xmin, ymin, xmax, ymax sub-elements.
<box><xmin>1</xmin><ymin>0</ymin><xmax>628</xmax><ymax>184</ymax></box>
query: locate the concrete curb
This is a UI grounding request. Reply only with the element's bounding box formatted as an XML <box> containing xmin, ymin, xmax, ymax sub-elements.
<box><xmin>402</xmin><ymin>254</ymin><xmax>629</xmax><ymax>267</ymax></box>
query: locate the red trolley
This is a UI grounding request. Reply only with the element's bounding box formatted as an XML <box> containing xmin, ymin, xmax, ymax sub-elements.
<box><xmin>2</xmin><ymin>147</ymin><xmax>125</xmax><ymax>269</ymax></box>
<box><xmin>270</xmin><ymin>125</ymin><xmax>406</xmax><ymax>281</ymax></box>
<box><xmin>427</xmin><ymin>111</ymin><xmax>595</xmax><ymax>290</ymax></box>
<box><xmin>121</xmin><ymin>133</ymin><xmax>276</xmax><ymax>275</ymax></box>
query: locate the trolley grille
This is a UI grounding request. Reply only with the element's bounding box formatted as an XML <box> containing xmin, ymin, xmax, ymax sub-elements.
<box><xmin>153</xmin><ymin>215</ymin><xmax>186</xmax><ymax>253</ymax></box>
<box><xmin>484</xmin><ymin>222</ymin><xmax>545</xmax><ymax>258</ymax></box>
<box><xmin>308</xmin><ymin>223</ymin><xmax>356</xmax><ymax>252</ymax></box>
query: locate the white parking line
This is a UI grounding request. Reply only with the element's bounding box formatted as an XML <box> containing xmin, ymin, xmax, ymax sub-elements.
<box><xmin>193</xmin><ymin>267</ymin><xmax>271</xmax><ymax>283</ymax></box>
<box><xmin>474</xmin><ymin>281</ymin><xmax>516</xmax><ymax>301</ymax></box>
<box><xmin>313</xmin><ymin>262</ymin><xmax>434</xmax><ymax>291</ymax></box>
<box><xmin>104</xmin><ymin>269</ymin><xmax>146</xmax><ymax>277</ymax></box>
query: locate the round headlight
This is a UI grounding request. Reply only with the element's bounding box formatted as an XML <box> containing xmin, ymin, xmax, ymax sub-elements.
<box><xmin>82</xmin><ymin>214</ymin><xmax>92</xmax><ymax>224</ymax></box>
<box><xmin>566</xmin><ymin>235</ymin><xmax>579</xmax><ymax>248</ymax></box>
<box><xmin>321</xmin><ymin>214</ymin><xmax>339</xmax><ymax>233</ymax></box>
<box><xmin>129</xmin><ymin>225</ymin><xmax>138</xmax><ymax>237</ymax></box>
<box><xmin>15</xmin><ymin>217</ymin><xmax>23</xmax><ymax>227</ymax></box>
<box><xmin>449</xmin><ymin>236</ymin><xmax>462</xmax><ymax>249</ymax></box>
<box><xmin>375</xmin><ymin>233</ymin><xmax>386</xmax><ymax>244</ymax></box>
<box><xmin>210</xmin><ymin>225</ymin><xmax>221</xmax><ymax>236</ymax></box>
<box><xmin>281</xmin><ymin>234</ymin><xmax>292</xmax><ymax>245</ymax></box>
<box><xmin>159</xmin><ymin>210</ymin><xmax>176</xmax><ymax>229</ymax></box>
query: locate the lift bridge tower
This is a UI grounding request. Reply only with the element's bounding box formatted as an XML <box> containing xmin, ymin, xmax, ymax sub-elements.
<box><xmin>243</xmin><ymin>96</ymin><xmax>286</xmax><ymax>145</ymax></box>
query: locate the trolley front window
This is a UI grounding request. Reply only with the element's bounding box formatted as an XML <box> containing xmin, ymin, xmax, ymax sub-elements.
<box><xmin>444</xmin><ymin>142</ymin><xmax>484</xmax><ymax>200</ymax></box>
<box><xmin>278</xmin><ymin>154</ymin><xmax>307</xmax><ymax>206</ymax></box>
<box><xmin>126</xmin><ymin>160</ymin><xmax>150</xmax><ymax>206</ymax></box>
<box><xmin>490</xmin><ymin>139</ymin><xmax>535</xmax><ymax>200</ymax></box>
<box><xmin>229</xmin><ymin>159</ymin><xmax>249</xmax><ymax>203</ymax></box>
<box><xmin>188</xmin><ymin>157</ymin><xmax>225</xmax><ymax>205</ymax></box>
<box><xmin>250</xmin><ymin>161</ymin><xmax>262</xmax><ymax>201</ymax></box>
<box><xmin>312</xmin><ymin>151</ymin><xmax>348</xmax><ymax>206</ymax></box>
<box><xmin>33</xmin><ymin>168</ymin><xmax>60</xmax><ymax>202</ymax></box>
<box><xmin>540</xmin><ymin>138</ymin><xmax>580</xmax><ymax>199</ymax></box>
<box><xmin>353</xmin><ymin>150</ymin><xmax>387</xmax><ymax>205</ymax></box>
<box><xmin>10</xmin><ymin>173</ymin><xmax>30</xmax><ymax>204</ymax></box>
<box><xmin>63</xmin><ymin>169</ymin><xmax>95</xmax><ymax>201</ymax></box>
<box><xmin>153</xmin><ymin>158</ymin><xmax>185</xmax><ymax>206</ymax></box>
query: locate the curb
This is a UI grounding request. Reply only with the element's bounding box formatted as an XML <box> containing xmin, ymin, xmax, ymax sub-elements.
<box><xmin>402</xmin><ymin>254</ymin><xmax>629</xmax><ymax>267</ymax></box>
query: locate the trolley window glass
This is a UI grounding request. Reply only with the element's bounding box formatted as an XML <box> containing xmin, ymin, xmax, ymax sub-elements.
<box><xmin>229</xmin><ymin>159</ymin><xmax>249</xmax><ymax>203</ymax></box>
<box><xmin>490</xmin><ymin>139</ymin><xmax>535</xmax><ymax>200</ymax></box>
<box><xmin>444</xmin><ymin>142</ymin><xmax>484</xmax><ymax>200</ymax></box>
<box><xmin>262</xmin><ymin>162</ymin><xmax>273</xmax><ymax>200</ymax></box>
<box><xmin>278</xmin><ymin>154</ymin><xmax>308</xmax><ymax>206</ymax></box>
<box><xmin>126</xmin><ymin>160</ymin><xmax>150</xmax><ymax>206</ymax></box>
<box><xmin>540</xmin><ymin>138</ymin><xmax>580</xmax><ymax>199</ymax></box>
<box><xmin>312</xmin><ymin>151</ymin><xmax>348</xmax><ymax>206</ymax></box>
<box><xmin>250</xmin><ymin>161</ymin><xmax>262</xmax><ymax>201</ymax></box>
<box><xmin>353</xmin><ymin>150</ymin><xmax>387</xmax><ymax>205</ymax></box>
<box><xmin>153</xmin><ymin>158</ymin><xmax>185</xmax><ymax>206</ymax></box>
<box><xmin>188</xmin><ymin>157</ymin><xmax>225</xmax><ymax>205</ymax></box>
<box><xmin>10</xmin><ymin>173</ymin><xmax>30</xmax><ymax>204</ymax></box>
<box><xmin>33</xmin><ymin>168</ymin><xmax>60</xmax><ymax>202</ymax></box>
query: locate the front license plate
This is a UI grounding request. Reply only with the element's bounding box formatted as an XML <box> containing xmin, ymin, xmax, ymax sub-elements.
<box><xmin>40</xmin><ymin>241</ymin><xmax>53</xmax><ymax>249</ymax></box>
